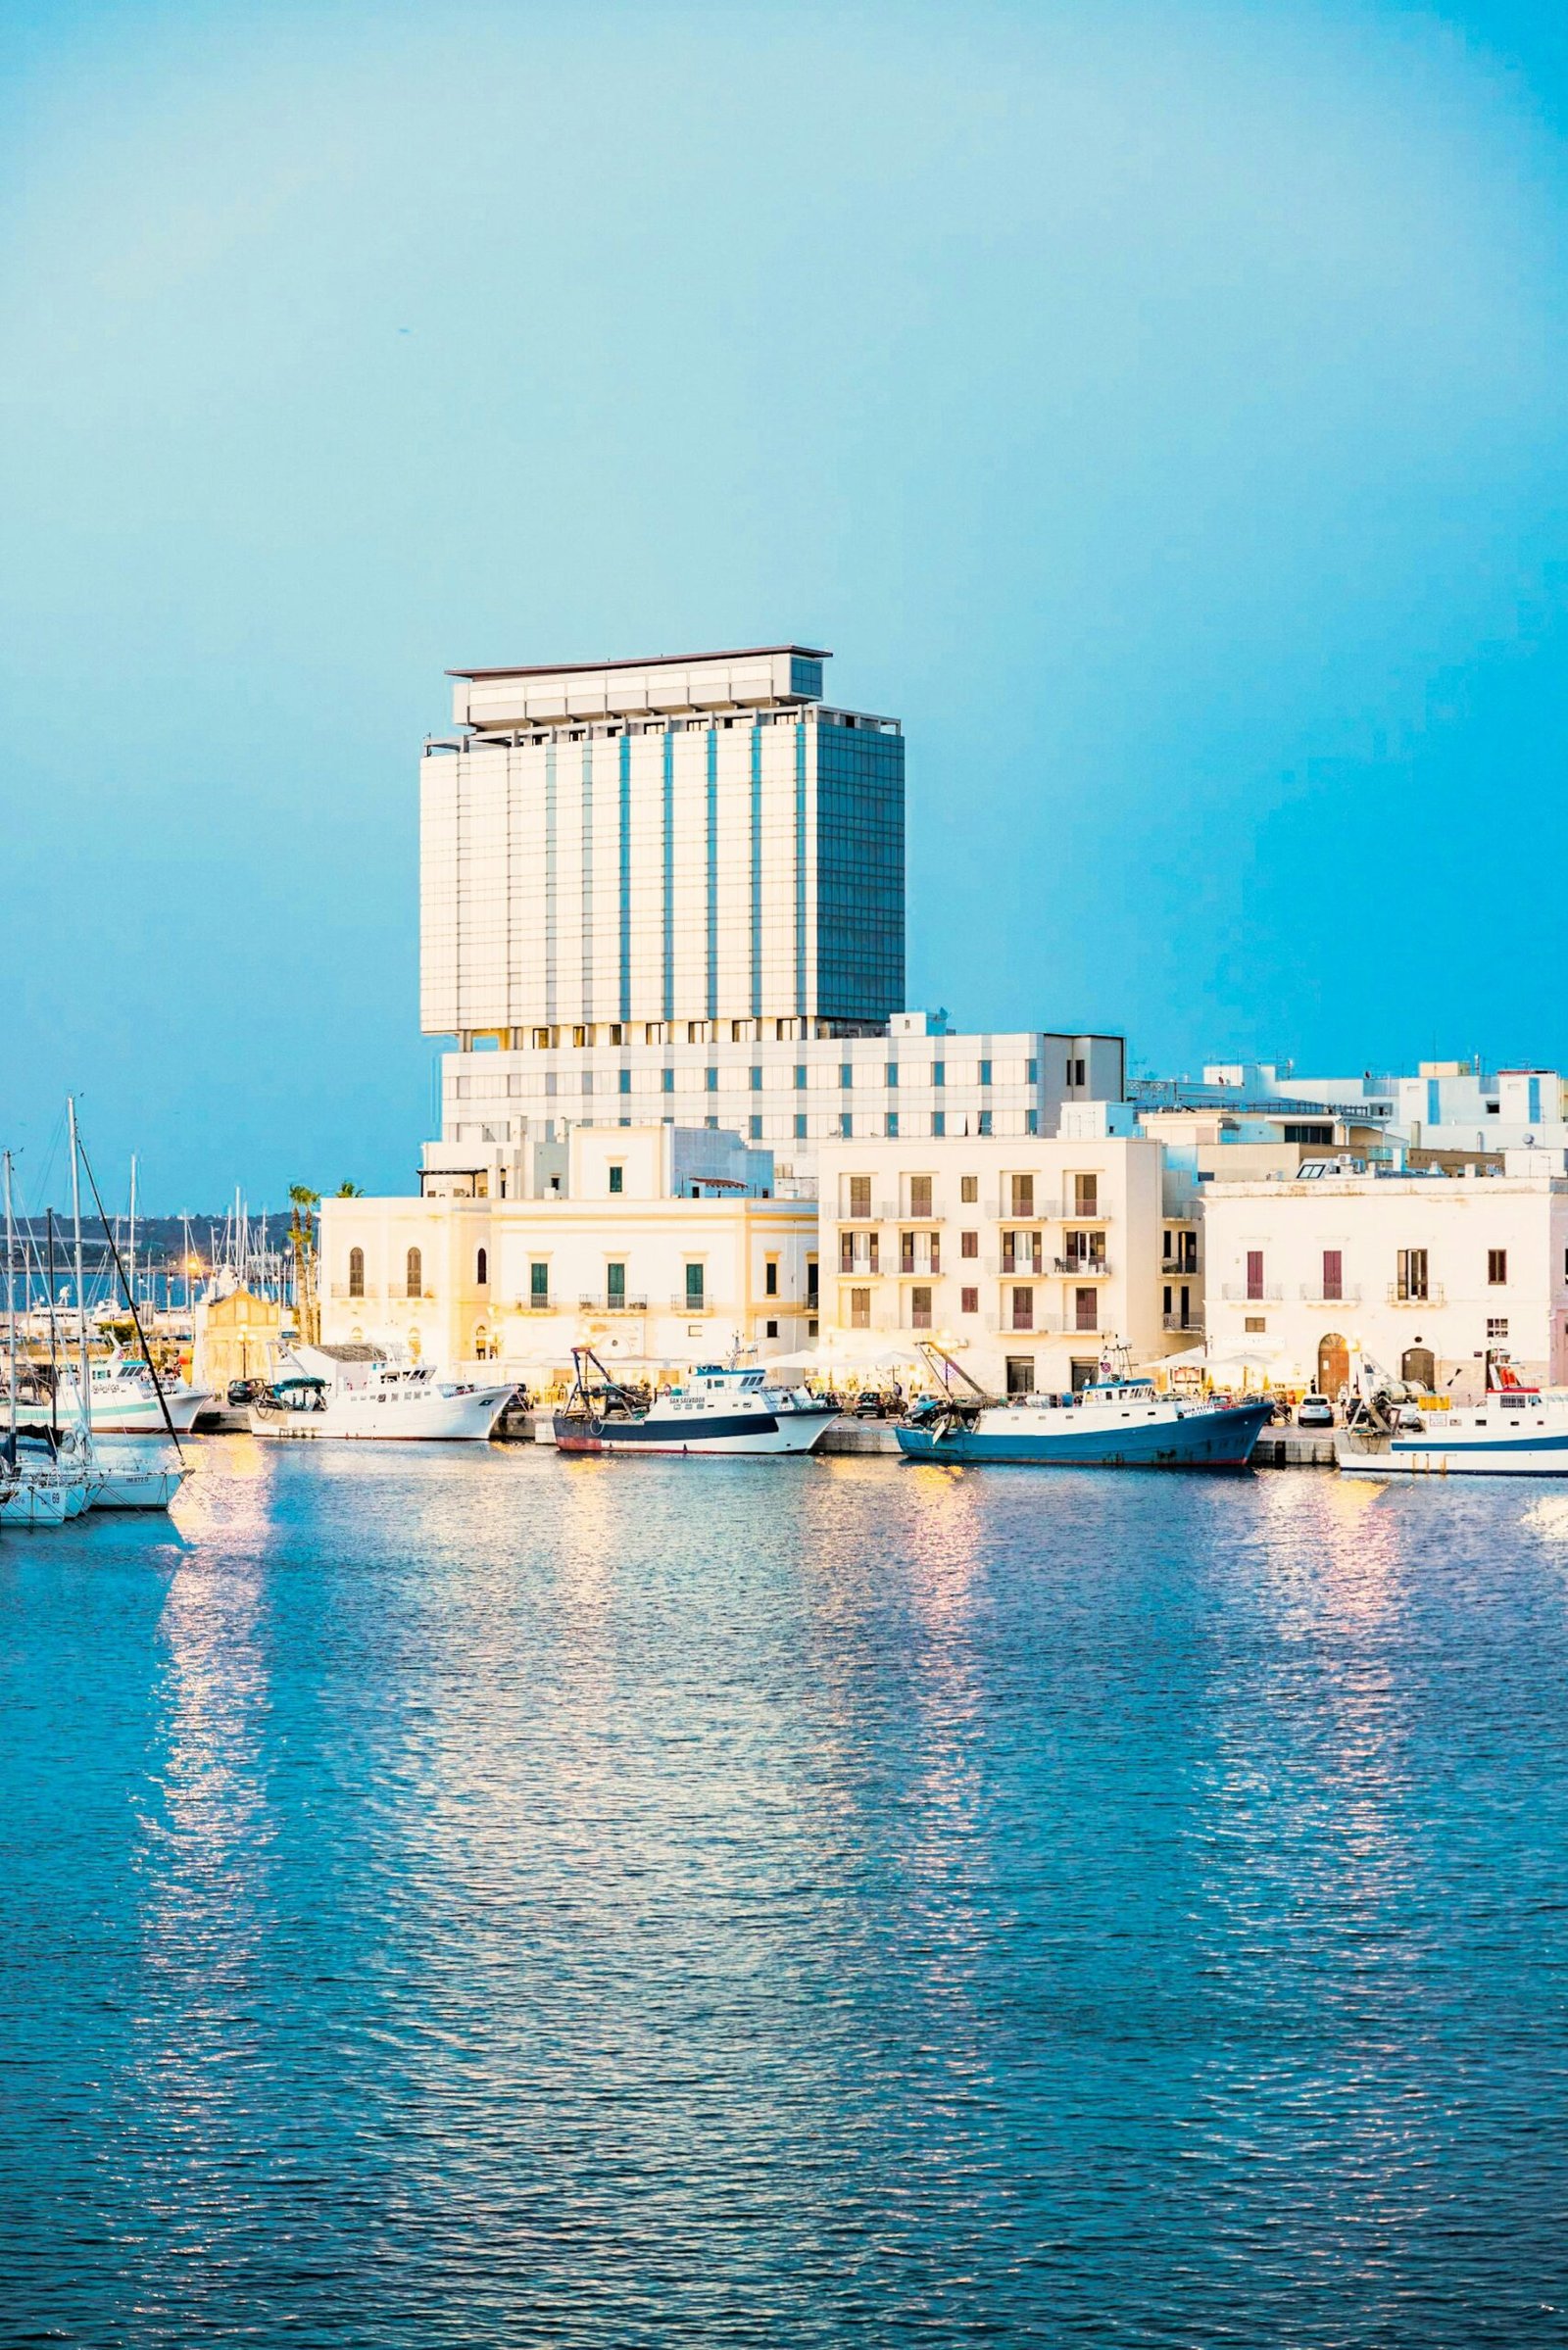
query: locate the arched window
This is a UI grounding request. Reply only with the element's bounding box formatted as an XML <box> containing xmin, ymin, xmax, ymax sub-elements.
<box><xmin>406</xmin><ymin>1245</ymin><xmax>422</xmax><ymax>1297</ymax></box>
<box><xmin>476</xmin><ymin>1247</ymin><xmax>488</xmax><ymax>1286</ymax></box>
<box><xmin>348</xmin><ymin>1247</ymin><xmax>365</xmax><ymax>1298</ymax></box>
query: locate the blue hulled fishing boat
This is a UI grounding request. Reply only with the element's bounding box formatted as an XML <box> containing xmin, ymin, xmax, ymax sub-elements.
<box><xmin>896</xmin><ymin>1347</ymin><xmax>1272</xmax><ymax>1470</ymax></box>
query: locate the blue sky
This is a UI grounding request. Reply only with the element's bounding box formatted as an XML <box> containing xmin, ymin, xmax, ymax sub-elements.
<box><xmin>4</xmin><ymin>0</ymin><xmax>1566</xmax><ymax>1209</ymax></box>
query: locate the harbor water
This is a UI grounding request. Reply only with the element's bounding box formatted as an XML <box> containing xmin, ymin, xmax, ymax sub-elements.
<box><xmin>4</xmin><ymin>1444</ymin><xmax>1568</xmax><ymax>2344</ymax></box>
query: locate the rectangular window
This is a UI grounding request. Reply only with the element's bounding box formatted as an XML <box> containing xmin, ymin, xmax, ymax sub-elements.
<box><xmin>911</xmin><ymin>1286</ymin><xmax>933</xmax><ymax>1331</ymax></box>
<box><xmin>609</xmin><ymin>1164</ymin><xmax>623</xmax><ymax>1194</ymax></box>
<box><xmin>607</xmin><ymin>1262</ymin><xmax>626</xmax><ymax>1304</ymax></box>
<box><xmin>1009</xmin><ymin>1174</ymin><xmax>1035</xmax><ymax>1218</ymax></box>
<box><xmin>909</xmin><ymin>1175</ymin><xmax>933</xmax><ymax>1218</ymax></box>
<box><xmin>794</xmin><ymin>1065</ymin><xmax>807</xmax><ymax>1090</ymax></box>
<box><xmin>840</xmin><ymin>1233</ymin><xmax>854</xmax><ymax>1274</ymax></box>
<box><xmin>749</xmin><ymin>1116</ymin><xmax>762</xmax><ymax>1140</ymax></box>
<box><xmin>765</xmin><ymin>1260</ymin><xmax>778</xmax><ymax>1296</ymax></box>
<box><xmin>685</xmin><ymin>1263</ymin><xmax>705</xmax><ymax>1309</ymax></box>
<box><xmin>960</xmin><ymin>1287</ymin><xmax>979</xmax><ymax>1314</ymax></box>
<box><xmin>901</xmin><ymin>1232</ymin><xmax>915</xmax><ymax>1274</ymax></box>
<box><xmin>978</xmin><ymin>1059</ymin><xmax>992</xmax><ymax>1086</ymax></box>
<box><xmin>706</xmin><ymin>1067</ymin><xmax>718</xmax><ymax>1092</ymax></box>
<box><xmin>1247</xmin><ymin>1248</ymin><xmax>1265</xmax><ymax>1301</ymax></box>
<box><xmin>794</xmin><ymin>1113</ymin><xmax>808</xmax><ymax>1140</ymax></box>
<box><xmin>932</xmin><ymin>1111</ymin><xmax>946</xmax><ymax>1137</ymax></box>
<box><xmin>840</xmin><ymin>1062</ymin><xmax>854</xmax><ymax>1089</ymax></box>
<box><xmin>1488</xmin><ymin>1316</ymin><xmax>1509</xmax><ymax>1340</ymax></box>
<box><xmin>1396</xmin><ymin>1248</ymin><xmax>1429</xmax><ymax>1301</ymax></box>
<box><xmin>530</xmin><ymin>1260</ymin><xmax>549</xmax><ymax>1304</ymax></box>
<box><xmin>977</xmin><ymin>1110</ymin><xmax>993</xmax><ymax>1136</ymax></box>
<box><xmin>661</xmin><ymin>1068</ymin><xmax>674</xmax><ymax>1094</ymax></box>
<box><xmin>1322</xmin><ymin>1248</ymin><xmax>1342</xmax><ymax>1301</ymax></box>
<box><xmin>849</xmin><ymin>1176</ymin><xmax>871</xmax><ymax>1218</ymax></box>
<box><xmin>1005</xmin><ymin>1356</ymin><xmax>1035</xmax><ymax>1396</ymax></box>
<box><xmin>1010</xmin><ymin>1287</ymin><xmax>1034</xmax><ymax>1331</ymax></box>
<box><xmin>1026</xmin><ymin>1058</ymin><xmax>1038</xmax><ymax>1084</ymax></box>
<box><xmin>960</xmin><ymin>1230</ymin><xmax>978</xmax><ymax>1259</ymax></box>
<box><xmin>1489</xmin><ymin>1248</ymin><xmax>1507</xmax><ymax>1286</ymax></box>
<box><xmin>886</xmin><ymin>1062</ymin><xmax>899</xmax><ymax>1087</ymax></box>
<box><xmin>807</xmin><ymin>1259</ymin><xmax>818</xmax><ymax>1304</ymax></box>
<box><xmin>933</xmin><ymin>1061</ymin><xmax>946</xmax><ymax>1088</ymax></box>
<box><xmin>1245</xmin><ymin>1315</ymin><xmax>1267</xmax><ymax>1333</ymax></box>
<box><xmin>886</xmin><ymin>1112</ymin><xmax>900</xmax><ymax>1138</ymax></box>
<box><xmin>750</xmin><ymin>1066</ymin><xmax>763</xmax><ymax>1091</ymax></box>
<box><xmin>851</xmin><ymin>1287</ymin><xmax>870</xmax><ymax>1330</ymax></box>
<box><xmin>618</xmin><ymin>1069</ymin><xmax>632</xmax><ymax>1095</ymax></box>
<box><xmin>765</xmin><ymin>1319</ymin><xmax>778</xmax><ymax>1339</ymax></box>
<box><xmin>1074</xmin><ymin>1287</ymin><xmax>1098</xmax><ymax>1332</ymax></box>
<box><xmin>960</xmin><ymin>1175</ymin><xmax>978</xmax><ymax>1204</ymax></box>
<box><xmin>840</xmin><ymin>1113</ymin><xmax>853</xmax><ymax>1139</ymax></box>
<box><xmin>1073</xmin><ymin>1173</ymin><xmax>1099</xmax><ymax>1216</ymax></box>
<box><xmin>1002</xmin><ymin>1233</ymin><xmax>1016</xmax><ymax>1273</ymax></box>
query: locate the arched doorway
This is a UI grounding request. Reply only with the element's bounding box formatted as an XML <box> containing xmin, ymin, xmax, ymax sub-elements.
<box><xmin>1317</xmin><ymin>1333</ymin><xmax>1349</xmax><ymax>1398</ymax></box>
<box><xmin>1401</xmin><ymin>1345</ymin><xmax>1436</xmax><ymax>1392</ymax></box>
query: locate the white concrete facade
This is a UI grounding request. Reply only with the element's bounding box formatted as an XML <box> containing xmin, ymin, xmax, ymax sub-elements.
<box><xmin>432</xmin><ymin>1015</ymin><xmax>1127</xmax><ymax>1189</ymax></box>
<box><xmin>319</xmin><ymin>1125</ymin><xmax>817</xmax><ymax>1379</ymax></box>
<box><xmin>814</xmin><ymin>1122</ymin><xmax>1169</xmax><ymax>1395</ymax></box>
<box><xmin>1202</xmin><ymin>1163</ymin><xmax>1568</xmax><ymax>1396</ymax></box>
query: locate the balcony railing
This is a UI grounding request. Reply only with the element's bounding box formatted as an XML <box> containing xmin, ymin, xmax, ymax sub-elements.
<box><xmin>1162</xmin><ymin>1313</ymin><xmax>1204</xmax><ymax>1333</ymax></box>
<box><xmin>578</xmin><ymin>1293</ymin><xmax>649</xmax><ymax>1313</ymax></box>
<box><xmin>1299</xmin><ymin>1284</ymin><xmax>1361</xmax><ymax>1305</ymax></box>
<box><xmin>1160</xmin><ymin>1256</ymin><xmax>1200</xmax><ymax>1276</ymax></box>
<box><xmin>1054</xmin><ymin>1256</ymin><xmax>1111</xmax><ymax>1278</ymax></box>
<box><xmin>670</xmin><ymin>1295</ymin><xmax>712</xmax><ymax>1313</ymax></box>
<box><xmin>329</xmin><ymin>1283</ymin><xmax>377</xmax><ymax>1299</ymax></box>
<box><xmin>1388</xmin><ymin>1282</ymin><xmax>1445</xmax><ymax>1307</ymax></box>
<box><xmin>985</xmin><ymin>1199</ymin><xmax>1114</xmax><ymax>1224</ymax></box>
<box><xmin>523</xmin><ymin>1296</ymin><xmax>555</xmax><ymax>1312</ymax></box>
<box><xmin>982</xmin><ymin>1311</ymin><xmax>1107</xmax><ymax>1337</ymax></box>
<box><xmin>1219</xmin><ymin>1284</ymin><xmax>1283</xmax><ymax>1302</ymax></box>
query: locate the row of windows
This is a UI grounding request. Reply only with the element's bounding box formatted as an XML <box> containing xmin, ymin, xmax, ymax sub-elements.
<box><xmin>840</xmin><ymin>1286</ymin><xmax>1103</xmax><ymax>1332</ymax></box>
<box><xmin>1237</xmin><ymin>1246</ymin><xmax>1525</xmax><ymax>1302</ymax></box>
<box><xmin>457</xmin><ymin>1058</ymin><xmax>1042</xmax><ymax>1099</ymax></box>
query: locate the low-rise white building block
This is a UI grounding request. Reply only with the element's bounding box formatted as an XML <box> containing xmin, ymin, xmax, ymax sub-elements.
<box><xmin>1202</xmin><ymin>1159</ymin><xmax>1568</xmax><ymax>1396</ymax></box>
<box><xmin>319</xmin><ymin>1125</ymin><xmax>817</xmax><ymax>1380</ymax></box>
<box><xmin>814</xmin><ymin>1118</ymin><xmax>1174</xmax><ymax>1395</ymax></box>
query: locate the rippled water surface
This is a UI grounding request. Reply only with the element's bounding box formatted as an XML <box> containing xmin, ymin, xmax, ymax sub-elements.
<box><xmin>4</xmin><ymin>1443</ymin><xmax>1568</xmax><ymax>2345</ymax></box>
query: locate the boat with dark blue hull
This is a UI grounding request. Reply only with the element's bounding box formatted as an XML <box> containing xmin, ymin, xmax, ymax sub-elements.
<box><xmin>896</xmin><ymin>1362</ymin><xmax>1273</xmax><ymax>1470</ymax></box>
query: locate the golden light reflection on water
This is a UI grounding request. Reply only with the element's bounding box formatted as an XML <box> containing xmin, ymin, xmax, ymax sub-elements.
<box><xmin>132</xmin><ymin>1444</ymin><xmax>277</xmax><ymax>2185</ymax></box>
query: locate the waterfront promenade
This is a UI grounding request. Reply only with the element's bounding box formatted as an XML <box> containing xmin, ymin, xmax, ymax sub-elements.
<box><xmin>3</xmin><ymin>1444</ymin><xmax>1566</xmax><ymax>2343</ymax></box>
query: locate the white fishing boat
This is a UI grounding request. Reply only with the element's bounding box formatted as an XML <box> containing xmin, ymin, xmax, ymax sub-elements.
<box><xmin>1338</xmin><ymin>1349</ymin><xmax>1568</xmax><ymax>1477</ymax></box>
<box><xmin>248</xmin><ymin>1345</ymin><xmax>514</xmax><ymax>1441</ymax></box>
<box><xmin>20</xmin><ymin>1350</ymin><xmax>215</xmax><ymax>1436</ymax></box>
<box><xmin>552</xmin><ymin>1350</ymin><xmax>838</xmax><ymax>1455</ymax></box>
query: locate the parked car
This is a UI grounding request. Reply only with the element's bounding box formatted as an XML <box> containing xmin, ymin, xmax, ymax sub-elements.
<box><xmin>1297</xmin><ymin>1394</ymin><xmax>1335</xmax><ymax>1428</ymax></box>
<box><xmin>227</xmin><ymin>1377</ymin><xmax>266</xmax><ymax>1407</ymax></box>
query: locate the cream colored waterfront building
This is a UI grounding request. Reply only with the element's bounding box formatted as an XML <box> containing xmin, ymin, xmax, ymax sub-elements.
<box><xmin>814</xmin><ymin>1113</ymin><xmax>1181</xmax><ymax>1395</ymax></box>
<box><xmin>318</xmin><ymin>1124</ymin><xmax>817</xmax><ymax>1382</ymax></box>
<box><xmin>1201</xmin><ymin>1156</ymin><xmax>1568</xmax><ymax>1398</ymax></box>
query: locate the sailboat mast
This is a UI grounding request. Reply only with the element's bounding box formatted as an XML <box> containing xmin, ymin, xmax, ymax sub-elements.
<box><xmin>4</xmin><ymin>1151</ymin><xmax>16</xmax><ymax>1444</ymax></box>
<box><xmin>67</xmin><ymin>1098</ymin><xmax>92</xmax><ymax>1440</ymax></box>
<box><xmin>128</xmin><ymin>1154</ymin><xmax>137</xmax><ymax>1325</ymax></box>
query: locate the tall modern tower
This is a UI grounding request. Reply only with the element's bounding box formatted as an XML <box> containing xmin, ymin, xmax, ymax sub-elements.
<box><xmin>420</xmin><ymin>646</ymin><xmax>905</xmax><ymax>1043</ymax></box>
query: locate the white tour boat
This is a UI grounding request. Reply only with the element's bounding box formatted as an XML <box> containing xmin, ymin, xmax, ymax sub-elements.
<box><xmin>1337</xmin><ymin>1350</ymin><xmax>1568</xmax><ymax>1477</ymax></box>
<box><xmin>15</xmin><ymin>1349</ymin><xmax>214</xmax><ymax>1436</ymax></box>
<box><xmin>553</xmin><ymin>1351</ymin><xmax>839</xmax><ymax>1455</ymax></box>
<box><xmin>248</xmin><ymin>1345</ymin><xmax>514</xmax><ymax>1442</ymax></box>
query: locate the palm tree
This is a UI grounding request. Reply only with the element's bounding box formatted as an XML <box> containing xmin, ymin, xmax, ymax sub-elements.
<box><xmin>287</xmin><ymin>1185</ymin><xmax>320</xmax><ymax>1344</ymax></box>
